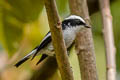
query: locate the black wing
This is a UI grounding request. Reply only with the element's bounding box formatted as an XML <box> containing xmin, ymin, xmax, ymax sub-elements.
<box><xmin>31</xmin><ymin>31</ymin><xmax>51</xmax><ymax>60</ymax></box>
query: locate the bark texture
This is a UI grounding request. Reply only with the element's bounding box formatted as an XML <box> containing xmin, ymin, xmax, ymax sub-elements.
<box><xmin>69</xmin><ymin>0</ymin><xmax>98</xmax><ymax>80</ymax></box>
<box><xmin>98</xmin><ymin>0</ymin><xmax>116</xmax><ymax>80</ymax></box>
<box><xmin>44</xmin><ymin>0</ymin><xmax>74</xmax><ymax>80</ymax></box>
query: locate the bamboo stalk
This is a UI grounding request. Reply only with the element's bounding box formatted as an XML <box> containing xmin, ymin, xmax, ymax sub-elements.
<box><xmin>69</xmin><ymin>0</ymin><xmax>98</xmax><ymax>80</ymax></box>
<box><xmin>98</xmin><ymin>0</ymin><xmax>116</xmax><ymax>80</ymax></box>
<box><xmin>44</xmin><ymin>0</ymin><xmax>74</xmax><ymax>80</ymax></box>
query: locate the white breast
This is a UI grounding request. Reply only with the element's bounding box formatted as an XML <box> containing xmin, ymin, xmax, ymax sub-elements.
<box><xmin>63</xmin><ymin>25</ymin><xmax>84</xmax><ymax>48</ymax></box>
<box><xmin>63</xmin><ymin>27</ymin><xmax>76</xmax><ymax>48</ymax></box>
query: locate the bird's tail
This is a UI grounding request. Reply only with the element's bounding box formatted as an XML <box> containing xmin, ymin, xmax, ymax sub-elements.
<box><xmin>15</xmin><ymin>49</ymin><xmax>37</xmax><ymax>67</ymax></box>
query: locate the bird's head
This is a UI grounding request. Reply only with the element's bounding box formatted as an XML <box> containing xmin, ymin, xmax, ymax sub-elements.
<box><xmin>62</xmin><ymin>15</ymin><xmax>90</xmax><ymax>30</ymax></box>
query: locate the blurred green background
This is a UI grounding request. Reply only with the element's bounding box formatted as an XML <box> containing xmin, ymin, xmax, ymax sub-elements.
<box><xmin>0</xmin><ymin>0</ymin><xmax>120</xmax><ymax>80</ymax></box>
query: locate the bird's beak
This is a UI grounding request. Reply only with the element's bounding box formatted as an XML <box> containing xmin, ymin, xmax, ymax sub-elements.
<box><xmin>85</xmin><ymin>24</ymin><xmax>91</xmax><ymax>28</ymax></box>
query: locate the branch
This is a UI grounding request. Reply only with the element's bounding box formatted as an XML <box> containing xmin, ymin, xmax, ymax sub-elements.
<box><xmin>98</xmin><ymin>0</ymin><xmax>116</xmax><ymax>80</ymax></box>
<box><xmin>44</xmin><ymin>0</ymin><xmax>74</xmax><ymax>80</ymax></box>
<box><xmin>30</xmin><ymin>0</ymin><xmax>116</xmax><ymax>79</ymax></box>
<box><xmin>69</xmin><ymin>0</ymin><xmax>98</xmax><ymax>80</ymax></box>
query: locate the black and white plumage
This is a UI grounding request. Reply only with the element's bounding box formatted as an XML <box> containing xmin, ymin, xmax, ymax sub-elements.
<box><xmin>15</xmin><ymin>15</ymin><xmax>90</xmax><ymax>67</ymax></box>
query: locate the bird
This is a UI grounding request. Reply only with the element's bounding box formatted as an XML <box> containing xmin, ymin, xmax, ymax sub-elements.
<box><xmin>15</xmin><ymin>15</ymin><xmax>90</xmax><ymax>67</ymax></box>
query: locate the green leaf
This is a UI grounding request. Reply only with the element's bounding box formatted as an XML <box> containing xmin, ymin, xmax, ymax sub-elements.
<box><xmin>6</xmin><ymin>0</ymin><xmax>44</xmax><ymax>23</ymax></box>
<box><xmin>0</xmin><ymin>9</ymin><xmax>23</xmax><ymax>56</ymax></box>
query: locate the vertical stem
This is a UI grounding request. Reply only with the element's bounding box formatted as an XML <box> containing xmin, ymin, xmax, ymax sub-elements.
<box><xmin>44</xmin><ymin>0</ymin><xmax>74</xmax><ymax>80</ymax></box>
<box><xmin>98</xmin><ymin>0</ymin><xmax>116</xmax><ymax>80</ymax></box>
<box><xmin>69</xmin><ymin>0</ymin><xmax>98</xmax><ymax>80</ymax></box>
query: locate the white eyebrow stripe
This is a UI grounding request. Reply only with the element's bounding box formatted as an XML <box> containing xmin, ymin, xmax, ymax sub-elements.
<box><xmin>65</xmin><ymin>15</ymin><xmax>85</xmax><ymax>23</ymax></box>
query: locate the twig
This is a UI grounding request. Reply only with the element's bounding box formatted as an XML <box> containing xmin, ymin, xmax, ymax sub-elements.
<box><xmin>98</xmin><ymin>0</ymin><xmax>116</xmax><ymax>80</ymax></box>
<box><xmin>44</xmin><ymin>0</ymin><xmax>74</xmax><ymax>80</ymax></box>
<box><xmin>69</xmin><ymin>0</ymin><xmax>98</xmax><ymax>80</ymax></box>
